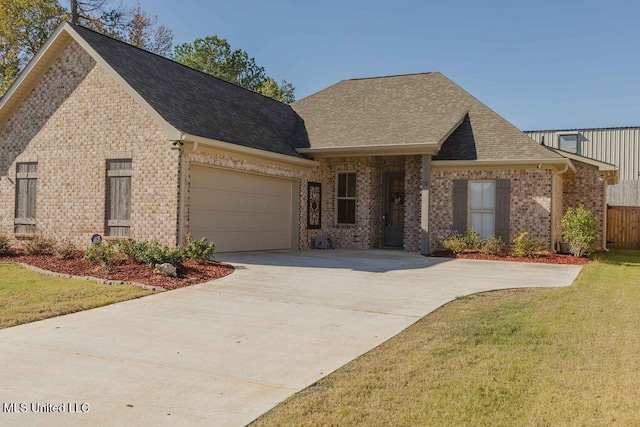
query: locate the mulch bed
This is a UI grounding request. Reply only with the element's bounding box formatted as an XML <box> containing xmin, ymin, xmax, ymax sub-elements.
<box><xmin>430</xmin><ymin>250</ymin><xmax>590</xmax><ymax>265</ymax></box>
<box><xmin>0</xmin><ymin>249</ymin><xmax>235</xmax><ymax>290</ymax></box>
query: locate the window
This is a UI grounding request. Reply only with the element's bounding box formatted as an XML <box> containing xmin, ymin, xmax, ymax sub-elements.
<box><xmin>14</xmin><ymin>162</ymin><xmax>37</xmax><ymax>234</ymax></box>
<box><xmin>469</xmin><ymin>180</ymin><xmax>495</xmax><ymax>239</ymax></box>
<box><xmin>106</xmin><ymin>159</ymin><xmax>132</xmax><ymax>237</ymax></box>
<box><xmin>336</xmin><ymin>172</ymin><xmax>356</xmax><ymax>224</ymax></box>
<box><xmin>558</xmin><ymin>134</ymin><xmax>578</xmax><ymax>154</ymax></box>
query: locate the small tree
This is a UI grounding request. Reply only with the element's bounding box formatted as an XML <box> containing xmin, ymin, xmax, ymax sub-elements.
<box><xmin>561</xmin><ymin>205</ymin><xmax>598</xmax><ymax>257</ymax></box>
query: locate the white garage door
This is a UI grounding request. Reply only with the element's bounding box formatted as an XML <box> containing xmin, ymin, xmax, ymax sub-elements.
<box><xmin>189</xmin><ymin>165</ymin><xmax>295</xmax><ymax>252</ymax></box>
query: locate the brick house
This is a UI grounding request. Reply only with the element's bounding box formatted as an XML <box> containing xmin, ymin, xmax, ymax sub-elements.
<box><xmin>0</xmin><ymin>23</ymin><xmax>618</xmax><ymax>253</ymax></box>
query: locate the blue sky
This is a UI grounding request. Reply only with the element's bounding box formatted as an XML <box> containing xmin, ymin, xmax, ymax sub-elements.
<box><xmin>132</xmin><ymin>0</ymin><xmax>640</xmax><ymax>131</ymax></box>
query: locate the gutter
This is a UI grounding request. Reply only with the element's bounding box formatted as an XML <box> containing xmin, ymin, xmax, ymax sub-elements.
<box><xmin>185</xmin><ymin>134</ymin><xmax>319</xmax><ymax>167</ymax></box>
<box><xmin>551</xmin><ymin>160</ymin><xmax>572</xmax><ymax>252</ymax></box>
<box><xmin>433</xmin><ymin>158</ymin><xmax>577</xmax><ymax>172</ymax></box>
<box><xmin>296</xmin><ymin>143</ymin><xmax>439</xmax><ymax>157</ymax></box>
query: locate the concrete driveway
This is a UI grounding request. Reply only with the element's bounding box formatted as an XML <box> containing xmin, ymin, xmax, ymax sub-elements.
<box><xmin>0</xmin><ymin>250</ymin><xmax>582</xmax><ymax>426</ymax></box>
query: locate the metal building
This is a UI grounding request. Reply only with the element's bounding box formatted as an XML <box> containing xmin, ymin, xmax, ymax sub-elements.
<box><xmin>526</xmin><ymin>127</ymin><xmax>640</xmax><ymax>206</ymax></box>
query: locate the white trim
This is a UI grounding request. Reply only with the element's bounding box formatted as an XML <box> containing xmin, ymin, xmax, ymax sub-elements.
<box><xmin>433</xmin><ymin>158</ymin><xmax>577</xmax><ymax>174</ymax></box>
<box><xmin>297</xmin><ymin>143</ymin><xmax>439</xmax><ymax>157</ymax></box>
<box><xmin>468</xmin><ymin>180</ymin><xmax>496</xmax><ymax>239</ymax></box>
<box><xmin>185</xmin><ymin>134</ymin><xmax>319</xmax><ymax>167</ymax></box>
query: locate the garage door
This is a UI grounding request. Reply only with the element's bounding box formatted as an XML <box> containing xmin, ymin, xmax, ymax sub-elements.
<box><xmin>189</xmin><ymin>165</ymin><xmax>295</xmax><ymax>252</ymax></box>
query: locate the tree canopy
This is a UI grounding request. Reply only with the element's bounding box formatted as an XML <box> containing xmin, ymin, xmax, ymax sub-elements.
<box><xmin>0</xmin><ymin>1</ymin><xmax>294</xmax><ymax>103</ymax></box>
<box><xmin>173</xmin><ymin>36</ymin><xmax>295</xmax><ymax>103</ymax></box>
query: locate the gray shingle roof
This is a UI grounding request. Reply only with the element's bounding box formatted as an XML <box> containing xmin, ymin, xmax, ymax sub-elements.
<box><xmin>71</xmin><ymin>24</ymin><xmax>308</xmax><ymax>158</ymax></box>
<box><xmin>292</xmin><ymin>73</ymin><xmax>563</xmax><ymax>161</ymax></box>
<box><xmin>70</xmin><ymin>25</ymin><xmax>561</xmax><ymax>162</ymax></box>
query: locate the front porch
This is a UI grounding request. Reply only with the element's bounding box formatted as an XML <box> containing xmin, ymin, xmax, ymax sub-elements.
<box><xmin>305</xmin><ymin>155</ymin><xmax>430</xmax><ymax>253</ymax></box>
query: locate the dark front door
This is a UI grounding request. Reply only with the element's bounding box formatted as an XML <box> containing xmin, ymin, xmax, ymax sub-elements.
<box><xmin>383</xmin><ymin>173</ymin><xmax>405</xmax><ymax>247</ymax></box>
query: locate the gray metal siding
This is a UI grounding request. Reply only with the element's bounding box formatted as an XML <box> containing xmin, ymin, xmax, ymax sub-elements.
<box><xmin>526</xmin><ymin>128</ymin><xmax>639</xmax><ymax>181</ymax></box>
<box><xmin>526</xmin><ymin>128</ymin><xmax>640</xmax><ymax>207</ymax></box>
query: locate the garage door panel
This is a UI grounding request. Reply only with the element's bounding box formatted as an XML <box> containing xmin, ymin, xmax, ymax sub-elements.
<box><xmin>190</xmin><ymin>191</ymin><xmax>291</xmax><ymax>214</ymax></box>
<box><xmin>189</xmin><ymin>166</ymin><xmax>294</xmax><ymax>252</ymax></box>
<box><xmin>193</xmin><ymin>231</ymin><xmax>291</xmax><ymax>252</ymax></box>
<box><xmin>190</xmin><ymin>211</ymin><xmax>291</xmax><ymax>233</ymax></box>
<box><xmin>192</xmin><ymin>168</ymin><xmax>291</xmax><ymax>196</ymax></box>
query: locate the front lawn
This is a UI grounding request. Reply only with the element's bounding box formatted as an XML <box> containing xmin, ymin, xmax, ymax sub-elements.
<box><xmin>252</xmin><ymin>249</ymin><xmax>640</xmax><ymax>426</ymax></box>
<box><xmin>0</xmin><ymin>264</ymin><xmax>152</xmax><ymax>329</ymax></box>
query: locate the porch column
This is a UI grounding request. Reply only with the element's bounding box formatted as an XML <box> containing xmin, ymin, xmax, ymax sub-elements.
<box><xmin>421</xmin><ymin>154</ymin><xmax>432</xmax><ymax>255</ymax></box>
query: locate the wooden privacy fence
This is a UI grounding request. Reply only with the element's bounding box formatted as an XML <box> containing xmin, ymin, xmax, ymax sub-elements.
<box><xmin>607</xmin><ymin>206</ymin><xmax>640</xmax><ymax>249</ymax></box>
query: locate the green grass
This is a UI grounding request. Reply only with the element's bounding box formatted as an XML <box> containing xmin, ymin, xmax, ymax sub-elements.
<box><xmin>252</xmin><ymin>248</ymin><xmax>640</xmax><ymax>426</ymax></box>
<box><xmin>0</xmin><ymin>264</ymin><xmax>152</xmax><ymax>329</ymax></box>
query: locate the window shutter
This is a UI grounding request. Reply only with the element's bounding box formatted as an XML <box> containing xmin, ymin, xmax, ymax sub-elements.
<box><xmin>453</xmin><ymin>179</ymin><xmax>468</xmax><ymax>233</ymax></box>
<box><xmin>495</xmin><ymin>179</ymin><xmax>510</xmax><ymax>244</ymax></box>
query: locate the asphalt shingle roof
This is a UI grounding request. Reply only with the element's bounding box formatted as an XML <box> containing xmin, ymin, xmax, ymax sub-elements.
<box><xmin>71</xmin><ymin>24</ymin><xmax>308</xmax><ymax>158</ymax></box>
<box><xmin>292</xmin><ymin>73</ymin><xmax>563</xmax><ymax>161</ymax></box>
<box><xmin>71</xmin><ymin>25</ymin><xmax>561</xmax><ymax>162</ymax></box>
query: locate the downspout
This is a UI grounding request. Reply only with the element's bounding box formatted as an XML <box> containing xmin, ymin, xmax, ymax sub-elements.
<box><xmin>551</xmin><ymin>161</ymin><xmax>571</xmax><ymax>252</ymax></box>
<box><xmin>177</xmin><ymin>140</ymin><xmax>198</xmax><ymax>245</ymax></box>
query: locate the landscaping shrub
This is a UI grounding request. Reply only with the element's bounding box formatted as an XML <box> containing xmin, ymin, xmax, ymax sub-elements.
<box><xmin>56</xmin><ymin>239</ymin><xmax>79</xmax><ymax>260</ymax></box>
<box><xmin>184</xmin><ymin>235</ymin><xmax>216</xmax><ymax>263</ymax></box>
<box><xmin>22</xmin><ymin>233</ymin><xmax>56</xmax><ymax>255</ymax></box>
<box><xmin>116</xmin><ymin>238</ymin><xmax>146</xmax><ymax>260</ymax></box>
<box><xmin>510</xmin><ymin>232</ymin><xmax>543</xmax><ymax>257</ymax></box>
<box><xmin>133</xmin><ymin>241</ymin><xmax>185</xmax><ymax>266</ymax></box>
<box><xmin>442</xmin><ymin>233</ymin><xmax>467</xmax><ymax>253</ymax></box>
<box><xmin>0</xmin><ymin>229</ymin><xmax>11</xmax><ymax>256</ymax></box>
<box><xmin>480</xmin><ymin>236</ymin><xmax>503</xmax><ymax>255</ymax></box>
<box><xmin>83</xmin><ymin>242</ymin><xmax>126</xmax><ymax>268</ymax></box>
<box><xmin>561</xmin><ymin>205</ymin><xmax>598</xmax><ymax>257</ymax></box>
<box><xmin>462</xmin><ymin>228</ymin><xmax>482</xmax><ymax>251</ymax></box>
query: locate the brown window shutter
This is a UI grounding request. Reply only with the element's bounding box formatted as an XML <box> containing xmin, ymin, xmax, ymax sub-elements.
<box><xmin>495</xmin><ymin>179</ymin><xmax>510</xmax><ymax>244</ymax></box>
<box><xmin>453</xmin><ymin>179</ymin><xmax>468</xmax><ymax>233</ymax></box>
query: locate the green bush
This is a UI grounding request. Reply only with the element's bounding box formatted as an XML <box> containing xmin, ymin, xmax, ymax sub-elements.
<box><xmin>84</xmin><ymin>242</ymin><xmax>126</xmax><ymax>268</ymax></box>
<box><xmin>22</xmin><ymin>233</ymin><xmax>56</xmax><ymax>255</ymax></box>
<box><xmin>511</xmin><ymin>232</ymin><xmax>543</xmax><ymax>257</ymax></box>
<box><xmin>0</xmin><ymin>229</ymin><xmax>11</xmax><ymax>255</ymax></box>
<box><xmin>115</xmin><ymin>238</ymin><xmax>137</xmax><ymax>257</ymax></box>
<box><xmin>480</xmin><ymin>236</ymin><xmax>503</xmax><ymax>255</ymax></box>
<box><xmin>561</xmin><ymin>205</ymin><xmax>598</xmax><ymax>257</ymax></box>
<box><xmin>442</xmin><ymin>233</ymin><xmax>467</xmax><ymax>253</ymax></box>
<box><xmin>462</xmin><ymin>228</ymin><xmax>482</xmax><ymax>251</ymax></box>
<box><xmin>184</xmin><ymin>235</ymin><xmax>216</xmax><ymax>263</ymax></box>
<box><xmin>135</xmin><ymin>241</ymin><xmax>185</xmax><ymax>266</ymax></box>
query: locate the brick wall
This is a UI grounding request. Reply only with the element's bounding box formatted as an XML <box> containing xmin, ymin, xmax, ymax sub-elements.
<box><xmin>430</xmin><ymin>167</ymin><xmax>554</xmax><ymax>250</ymax></box>
<box><xmin>0</xmin><ymin>41</ymin><xmax>180</xmax><ymax>247</ymax></box>
<box><xmin>562</xmin><ymin>163</ymin><xmax>606</xmax><ymax>249</ymax></box>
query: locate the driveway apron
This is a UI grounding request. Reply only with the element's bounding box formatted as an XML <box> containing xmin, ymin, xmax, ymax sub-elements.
<box><xmin>0</xmin><ymin>250</ymin><xmax>582</xmax><ymax>426</ymax></box>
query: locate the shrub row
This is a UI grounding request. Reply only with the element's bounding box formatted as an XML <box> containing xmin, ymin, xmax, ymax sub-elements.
<box><xmin>441</xmin><ymin>228</ymin><xmax>543</xmax><ymax>257</ymax></box>
<box><xmin>0</xmin><ymin>230</ymin><xmax>79</xmax><ymax>259</ymax></box>
<box><xmin>83</xmin><ymin>235</ymin><xmax>216</xmax><ymax>269</ymax></box>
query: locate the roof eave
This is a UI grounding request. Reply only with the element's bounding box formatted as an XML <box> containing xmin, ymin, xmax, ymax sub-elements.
<box><xmin>184</xmin><ymin>134</ymin><xmax>320</xmax><ymax>167</ymax></box>
<box><xmin>297</xmin><ymin>143</ymin><xmax>440</xmax><ymax>157</ymax></box>
<box><xmin>433</xmin><ymin>158</ymin><xmax>577</xmax><ymax>172</ymax></box>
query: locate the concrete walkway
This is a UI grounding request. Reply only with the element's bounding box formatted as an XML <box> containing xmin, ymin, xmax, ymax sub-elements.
<box><xmin>0</xmin><ymin>250</ymin><xmax>582</xmax><ymax>426</ymax></box>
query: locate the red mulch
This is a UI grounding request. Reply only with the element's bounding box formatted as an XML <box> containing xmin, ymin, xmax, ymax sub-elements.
<box><xmin>0</xmin><ymin>249</ymin><xmax>234</xmax><ymax>290</ymax></box>
<box><xmin>430</xmin><ymin>250</ymin><xmax>590</xmax><ymax>265</ymax></box>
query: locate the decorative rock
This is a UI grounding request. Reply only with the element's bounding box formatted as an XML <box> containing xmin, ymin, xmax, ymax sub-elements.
<box><xmin>154</xmin><ymin>263</ymin><xmax>177</xmax><ymax>278</ymax></box>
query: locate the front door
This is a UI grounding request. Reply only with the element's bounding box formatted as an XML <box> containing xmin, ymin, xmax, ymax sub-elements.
<box><xmin>383</xmin><ymin>173</ymin><xmax>405</xmax><ymax>247</ymax></box>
